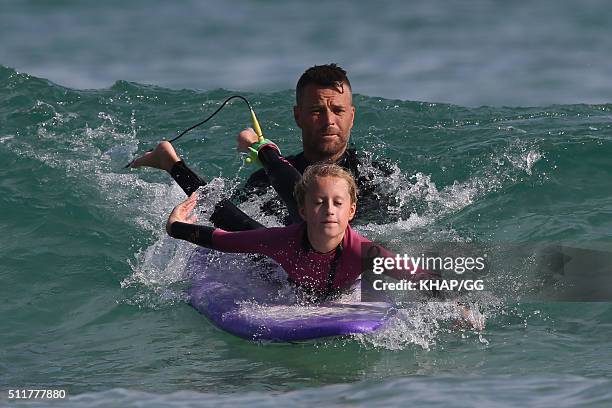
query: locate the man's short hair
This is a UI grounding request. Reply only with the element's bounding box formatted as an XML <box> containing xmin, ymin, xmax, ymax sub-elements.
<box><xmin>294</xmin><ymin>163</ymin><xmax>358</xmax><ymax>209</ymax></box>
<box><xmin>296</xmin><ymin>63</ymin><xmax>352</xmax><ymax>104</ymax></box>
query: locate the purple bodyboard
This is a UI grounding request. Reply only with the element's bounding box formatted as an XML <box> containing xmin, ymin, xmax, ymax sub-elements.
<box><xmin>187</xmin><ymin>247</ymin><xmax>396</xmax><ymax>341</ymax></box>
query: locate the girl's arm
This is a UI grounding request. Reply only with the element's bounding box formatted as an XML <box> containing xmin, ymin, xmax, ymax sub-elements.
<box><xmin>166</xmin><ymin>193</ymin><xmax>216</xmax><ymax>247</ymax></box>
<box><xmin>167</xmin><ymin>193</ymin><xmax>279</xmax><ymax>256</ymax></box>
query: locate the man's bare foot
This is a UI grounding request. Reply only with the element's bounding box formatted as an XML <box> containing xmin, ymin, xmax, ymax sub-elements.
<box><xmin>128</xmin><ymin>141</ymin><xmax>180</xmax><ymax>172</ymax></box>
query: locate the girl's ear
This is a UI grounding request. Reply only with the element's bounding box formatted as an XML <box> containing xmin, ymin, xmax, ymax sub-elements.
<box><xmin>299</xmin><ymin>205</ymin><xmax>307</xmax><ymax>221</ymax></box>
<box><xmin>349</xmin><ymin>202</ymin><xmax>356</xmax><ymax>221</ymax></box>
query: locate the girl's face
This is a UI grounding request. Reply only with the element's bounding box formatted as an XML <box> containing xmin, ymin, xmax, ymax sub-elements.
<box><xmin>299</xmin><ymin>176</ymin><xmax>357</xmax><ymax>240</ymax></box>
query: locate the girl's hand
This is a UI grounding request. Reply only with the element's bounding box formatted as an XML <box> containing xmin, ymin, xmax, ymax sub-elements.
<box><xmin>166</xmin><ymin>193</ymin><xmax>199</xmax><ymax>235</ymax></box>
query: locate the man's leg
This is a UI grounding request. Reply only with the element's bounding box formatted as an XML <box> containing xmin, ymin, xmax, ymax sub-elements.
<box><xmin>131</xmin><ymin>141</ymin><xmax>263</xmax><ymax>230</ymax></box>
<box><xmin>129</xmin><ymin>141</ymin><xmax>204</xmax><ymax>196</ymax></box>
<box><xmin>210</xmin><ymin>200</ymin><xmax>265</xmax><ymax>231</ymax></box>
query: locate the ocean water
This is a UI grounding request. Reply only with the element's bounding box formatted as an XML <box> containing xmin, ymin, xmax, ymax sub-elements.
<box><xmin>1</xmin><ymin>0</ymin><xmax>611</xmax><ymax>106</ymax></box>
<box><xmin>2</xmin><ymin>2</ymin><xmax>612</xmax><ymax>407</ymax></box>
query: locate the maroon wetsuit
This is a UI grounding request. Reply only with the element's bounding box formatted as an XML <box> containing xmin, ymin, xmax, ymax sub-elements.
<box><xmin>171</xmin><ymin>220</ymin><xmax>429</xmax><ymax>297</ymax></box>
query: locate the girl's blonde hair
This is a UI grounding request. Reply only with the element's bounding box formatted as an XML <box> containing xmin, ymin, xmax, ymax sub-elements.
<box><xmin>294</xmin><ymin>163</ymin><xmax>358</xmax><ymax>208</ymax></box>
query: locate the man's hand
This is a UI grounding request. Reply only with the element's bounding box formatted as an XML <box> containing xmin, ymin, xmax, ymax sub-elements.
<box><xmin>166</xmin><ymin>193</ymin><xmax>198</xmax><ymax>235</ymax></box>
<box><xmin>237</xmin><ymin>127</ymin><xmax>260</xmax><ymax>152</ymax></box>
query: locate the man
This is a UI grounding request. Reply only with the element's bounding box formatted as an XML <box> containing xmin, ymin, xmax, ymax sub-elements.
<box><xmin>130</xmin><ymin>63</ymin><xmax>393</xmax><ymax>229</ymax></box>
<box><xmin>130</xmin><ymin>65</ymin><xmax>486</xmax><ymax>328</ymax></box>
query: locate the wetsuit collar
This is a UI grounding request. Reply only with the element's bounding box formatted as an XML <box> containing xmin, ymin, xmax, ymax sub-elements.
<box><xmin>293</xmin><ymin>147</ymin><xmax>358</xmax><ymax>175</ymax></box>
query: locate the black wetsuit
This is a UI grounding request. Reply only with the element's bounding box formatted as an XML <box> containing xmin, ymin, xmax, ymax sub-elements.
<box><xmin>170</xmin><ymin>147</ymin><xmax>396</xmax><ymax>232</ymax></box>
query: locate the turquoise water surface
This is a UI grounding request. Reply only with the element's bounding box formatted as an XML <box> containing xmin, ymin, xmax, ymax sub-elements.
<box><xmin>2</xmin><ymin>64</ymin><xmax>611</xmax><ymax>407</ymax></box>
<box><xmin>2</xmin><ymin>1</ymin><xmax>612</xmax><ymax>407</ymax></box>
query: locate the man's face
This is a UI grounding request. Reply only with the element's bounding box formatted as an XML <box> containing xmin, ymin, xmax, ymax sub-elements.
<box><xmin>294</xmin><ymin>83</ymin><xmax>355</xmax><ymax>162</ymax></box>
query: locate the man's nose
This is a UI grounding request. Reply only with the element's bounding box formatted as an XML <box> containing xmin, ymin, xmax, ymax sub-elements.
<box><xmin>321</xmin><ymin>108</ymin><xmax>335</xmax><ymax>126</ymax></box>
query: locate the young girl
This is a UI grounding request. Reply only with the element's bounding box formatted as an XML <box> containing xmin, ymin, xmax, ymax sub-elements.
<box><xmin>165</xmin><ymin>141</ymin><xmax>485</xmax><ymax>330</ymax></box>
<box><xmin>166</xmin><ymin>141</ymin><xmax>431</xmax><ymax>300</ymax></box>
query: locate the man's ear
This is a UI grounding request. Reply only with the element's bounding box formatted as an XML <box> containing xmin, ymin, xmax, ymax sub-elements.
<box><xmin>293</xmin><ymin>105</ymin><xmax>302</xmax><ymax>129</ymax></box>
<box><xmin>349</xmin><ymin>203</ymin><xmax>356</xmax><ymax>221</ymax></box>
<box><xmin>299</xmin><ymin>205</ymin><xmax>307</xmax><ymax>221</ymax></box>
